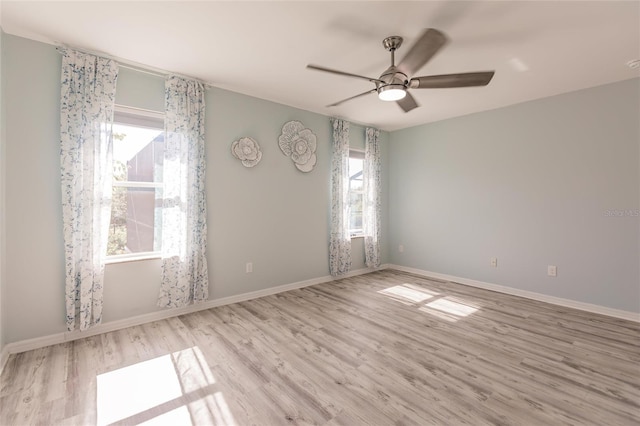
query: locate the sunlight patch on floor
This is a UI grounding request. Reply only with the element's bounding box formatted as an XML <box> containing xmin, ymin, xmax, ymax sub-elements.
<box><xmin>428</xmin><ymin>297</ymin><xmax>479</xmax><ymax>317</ymax></box>
<box><xmin>97</xmin><ymin>346</ymin><xmax>235</xmax><ymax>426</ymax></box>
<box><xmin>97</xmin><ymin>352</ymin><xmax>183</xmax><ymax>425</ymax></box>
<box><xmin>378</xmin><ymin>284</ymin><xmax>439</xmax><ymax>304</ymax></box>
<box><xmin>420</xmin><ymin>297</ymin><xmax>479</xmax><ymax>322</ymax></box>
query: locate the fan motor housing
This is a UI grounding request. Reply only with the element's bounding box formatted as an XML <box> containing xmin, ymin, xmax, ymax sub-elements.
<box><xmin>379</xmin><ymin>66</ymin><xmax>408</xmax><ymax>88</ymax></box>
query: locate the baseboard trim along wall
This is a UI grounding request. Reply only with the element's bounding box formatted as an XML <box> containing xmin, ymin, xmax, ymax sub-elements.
<box><xmin>1</xmin><ymin>265</ymin><xmax>388</xmax><ymax>366</ymax></box>
<box><xmin>388</xmin><ymin>264</ymin><xmax>640</xmax><ymax>323</ymax></box>
<box><xmin>0</xmin><ymin>347</ymin><xmax>9</xmax><ymax>376</ymax></box>
<box><xmin>3</xmin><ymin>262</ymin><xmax>637</xmax><ymax>373</ymax></box>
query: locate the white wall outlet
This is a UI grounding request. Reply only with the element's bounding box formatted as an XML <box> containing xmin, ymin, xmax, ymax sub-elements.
<box><xmin>490</xmin><ymin>257</ymin><xmax>498</xmax><ymax>268</ymax></box>
<box><xmin>398</xmin><ymin>245</ymin><xmax>404</xmax><ymax>253</ymax></box>
<box><xmin>547</xmin><ymin>265</ymin><xmax>557</xmax><ymax>277</ymax></box>
<box><xmin>246</xmin><ymin>262</ymin><xmax>253</xmax><ymax>273</ymax></box>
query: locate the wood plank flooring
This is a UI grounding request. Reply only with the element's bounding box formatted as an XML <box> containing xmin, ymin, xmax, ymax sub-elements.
<box><xmin>1</xmin><ymin>269</ymin><xmax>639</xmax><ymax>425</ymax></box>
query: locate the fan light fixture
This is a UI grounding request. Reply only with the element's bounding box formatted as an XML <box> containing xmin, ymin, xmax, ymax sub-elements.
<box><xmin>378</xmin><ymin>85</ymin><xmax>407</xmax><ymax>101</ymax></box>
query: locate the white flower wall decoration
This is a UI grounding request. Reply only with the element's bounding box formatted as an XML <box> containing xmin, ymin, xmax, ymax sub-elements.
<box><xmin>278</xmin><ymin>121</ymin><xmax>317</xmax><ymax>172</ymax></box>
<box><xmin>231</xmin><ymin>137</ymin><xmax>262</xmax><ymax>167</ymax></box>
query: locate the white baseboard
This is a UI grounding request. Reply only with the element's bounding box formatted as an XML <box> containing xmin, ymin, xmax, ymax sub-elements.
<box><xmin>2</xmin><ymin>266</ymin><xmax>382</xmax><ymax>357</ymax></box>
<box><xmin>6</xmin><ymin>262</ymin><xmax>633</xmax><ymax>362</ymax></box>
<box><xmin>388</xmin><ymin>264</ymin><xmax>640</xmax><ymax>323</ymax></box>
<box><xmin>0</xmin><ymin>345</ymin><xmax>9</xmax><ymax>376</ymax></box>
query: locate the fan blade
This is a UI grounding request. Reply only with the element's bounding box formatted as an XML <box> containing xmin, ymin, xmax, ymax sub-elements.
<box><xmin>397</xmin><ymin>29</ymin><xmax>448</xmax><ymax>77</ymax></box>
<box><xmin>396</xmin><ymin>92</ymin><xmax>419</xmax><ymax>113</ymax></box>
<box><xmin>410</xmin><ymin>71</ymin><xmax>495</xmax><ymax>88</ymax></box>
<box><xmin>307</xmin><ymin>64</ymin><xmax>382</xmax><ymax>84</ymax></box>
<box><xmin>328</xmin><ymin>89</ymin><xmax>377</xmax><ymax>107</ymax></box>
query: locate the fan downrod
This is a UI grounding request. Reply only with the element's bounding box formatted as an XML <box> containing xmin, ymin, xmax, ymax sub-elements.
<box><xmin>383</xmin><ymin>36</ymin><xmax>403</xmax><ymax>67</ymax></box>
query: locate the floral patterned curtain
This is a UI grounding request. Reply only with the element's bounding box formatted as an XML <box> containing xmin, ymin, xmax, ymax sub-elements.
<box><xmin>329</xmin><ymin>118</ymin><xmax>352</xmax><ymax>276</ymax></box>
<box><xmin>59</xmin><ymin>48</ymin><xmax>118</xmax><ymax>331</ymax></box>
<box><xmin>157</xmin><ymin>76</ymin><xmax>209</xmax><ymax>308</ymax></box>
<box><xmin>364</xmin><ymin>127</ymin><xmax>382</xmax><ymax>268</ymax></box>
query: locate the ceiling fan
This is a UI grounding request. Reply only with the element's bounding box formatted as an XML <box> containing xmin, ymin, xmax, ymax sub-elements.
<box><xmin>307</xmin><ymin>28</ymin><xmax>495</xmax><ymax>113</ymax></box>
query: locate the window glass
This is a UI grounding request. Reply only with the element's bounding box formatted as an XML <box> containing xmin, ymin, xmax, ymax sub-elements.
<box><xmin>113</xmin><ymin>123</ymin><xmax>163</xmax><ymax>183</ymax></box>
<box><xmin>349</xmin><ymin>152</ymin><xmax>365</xmax><ymax>236</ymax></box>
<box><xmin>109</xmin><ymin>187</ymin><xmax>163</xmax><ymax>255</ymax></box>
<box><xmin>108</xmin><ymin>113</ymin><xmax>164</xmax><ymax>257</ymax></box>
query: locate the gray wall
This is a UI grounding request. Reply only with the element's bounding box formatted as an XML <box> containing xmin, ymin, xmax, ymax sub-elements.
<box><xmin>389</xmin><ymin>78</ymin><xmax>640</xmax><ymax>313</ymax></box>
<box><xmin>4</xmin><ymin>35</ymin><xmax>64</xmax><ymax>342</ymax></box>
<box><xmin>2</xmin><ymin>34</ymin><xmax>389</xmax><ymax>343</ymax></box>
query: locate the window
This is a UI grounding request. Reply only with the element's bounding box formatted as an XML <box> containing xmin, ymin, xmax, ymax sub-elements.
<box><xmin>107</xmin><ymin>106</ymin><xmax>165</xmax><ymax>259</ymax></box>
<box><xmin>349</xmin><ymin>149</ymin><xmax>365</xmax><ymax>237</ymax></box>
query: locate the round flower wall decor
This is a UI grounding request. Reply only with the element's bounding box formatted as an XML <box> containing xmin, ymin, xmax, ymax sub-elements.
<box><xmin>231</xmin><ymin>137</ymin><xmax>262</xmax><ymax>168</ymax></box>
<box><xmin>278</xmin><ymin>121</ymin><xmax>317</xmax><ymax>172</ymax></box>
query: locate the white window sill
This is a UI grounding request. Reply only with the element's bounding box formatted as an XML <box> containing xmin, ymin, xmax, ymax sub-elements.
<box><xmin>351</xmin><ymin>234</ymin><xmax>366</xmax><ymax>239</ymax></box>
<box><xmin>105</xmin><ymin>252</ymin><xmax>162</xmax><ymax>265</ymax></box>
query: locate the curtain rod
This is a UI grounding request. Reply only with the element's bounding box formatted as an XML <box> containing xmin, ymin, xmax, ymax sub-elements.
<box><xmin>56</xmin><ymin>42</ymin><xmax>214</xmax><ymax>89</ymax></box>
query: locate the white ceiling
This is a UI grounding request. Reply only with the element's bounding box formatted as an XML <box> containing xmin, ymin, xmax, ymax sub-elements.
<box><xmin>2</xmin><ymin>1</ymin><xmax>639</xmax><ymax>131</ymax></box>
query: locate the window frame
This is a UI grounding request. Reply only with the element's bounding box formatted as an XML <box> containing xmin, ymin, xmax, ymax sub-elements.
<box><xmin>348</xmin><ymin>148</ymin><xmax>366</xmax><ymax>238</ymax></box>
<box><xmin>105</xmin><ymin>105</ymin><xmax>165</xmax><ymax>264</ymax></box>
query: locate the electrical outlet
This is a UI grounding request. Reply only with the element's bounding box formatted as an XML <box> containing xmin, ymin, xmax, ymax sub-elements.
<box><xmin>490</xmin><ymin>257</ymin><xmax>498</xmax><ymax>268</ymax></box>
<box><xmin>398</xmin><ymin>245</ymin><xmax>404</xmax><ymax>253</ymax></box>
<box><xmin>246</xmin><ymin>262</ymin><xmax>253</xmax><ymax>273</ymax></box>
<box><xmin>547</xmin><ymin>265</ymin><xmax>557</xmax><ymax>277</ymax></box>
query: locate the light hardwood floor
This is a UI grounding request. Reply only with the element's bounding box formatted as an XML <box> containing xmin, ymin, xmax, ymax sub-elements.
<box><xmin>1</xmin><ymin>269</ymin><xmax>639</xmax><ymax>425</ymax></box>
